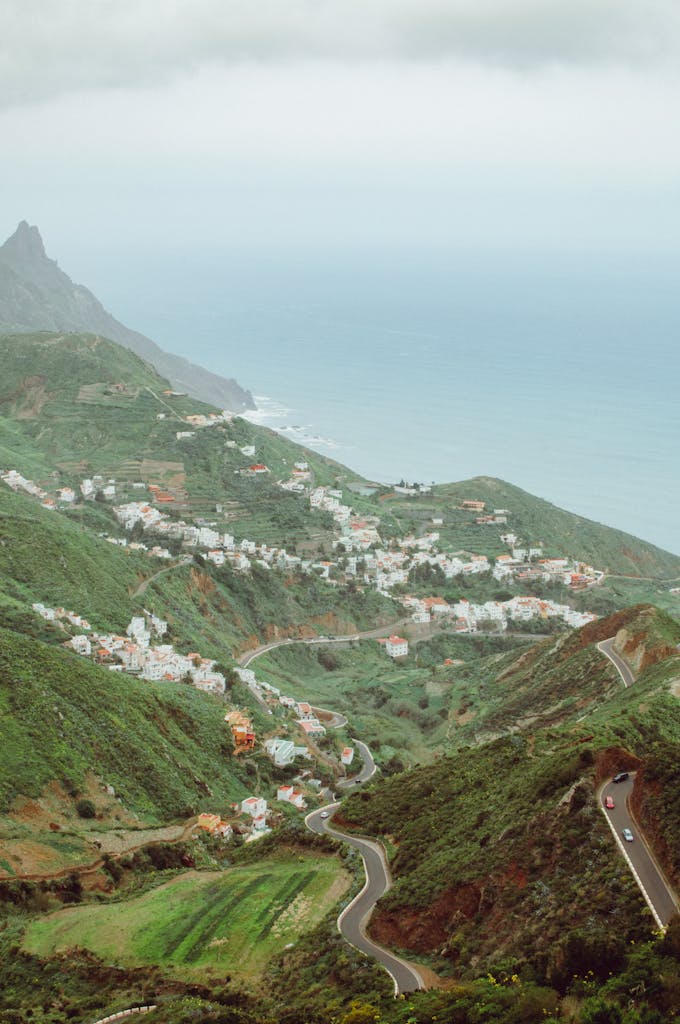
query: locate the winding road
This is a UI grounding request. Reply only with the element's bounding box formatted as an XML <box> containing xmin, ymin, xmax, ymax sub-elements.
<box><xmin>243</xmin><ymin>628</ymin><xmax>673</xmax><ymax>986</ymax></box>
<box><xmin>237</xmin><ymin>620</ymin><xmax>412</xmax><ymax>668</ymax></box>
<box><xmin>306</xmin><ymin>738</ymin><xmax>424</xmax><ymax>995</ymax></box>
<box><xmin>238</xmin><ymin>635</ymin><xmax>423</xmax><ymax>992</ymax></box>
<box><xmin>599</xmin><ymin>773</ymin><xmax>678</xmax><ymax>928</ymax></box>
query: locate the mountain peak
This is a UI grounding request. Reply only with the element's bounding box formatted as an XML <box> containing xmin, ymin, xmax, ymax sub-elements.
<box><xmin>0</xmin><ymin>220</ymin><xmax>47</xmax><ymax>262</ymax></box>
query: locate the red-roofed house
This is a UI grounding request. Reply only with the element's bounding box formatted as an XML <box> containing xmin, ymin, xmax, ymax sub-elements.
<box><xmin>385</xmin><ymin>635</ymin><xmax>408</xmax><ymax>658</ymax></box>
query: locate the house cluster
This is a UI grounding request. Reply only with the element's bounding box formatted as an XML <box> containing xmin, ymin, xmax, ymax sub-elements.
<box><xmin>197</xmin><ymin>794</ymin><xmax>273</xmax><ymax>842</ymax></box>
<box><xmin>276</xmin><ymin>785</ymin><xmax>307</xmax><ymax>809</ymax></box>
<box><xmin>32</xmin><ymin>603</ymin><xmax>91</xmax><ymax>630</ymax></box>
<box><xmin>309</xmin><ymin>486</ymin><xmax>353</xmax><ymax>525</ymax></box>
<box><xmin>354</xmin><ymin>547</ymin><xmax>492</xmax><ymax>593</ymax></box>
<box><xmin>279</xmin><ymin>461</ymin><xmax>312</xmax><ymax>493</ymax></box>
<box><xmin>113</xmin><ymin>501</ymin><xmax>318</xmax><ymax>576</ymax></box>
<box><xmin>44</xmin><ymin>605</ymin><xmax>227</xmax><ymax>695</ymax></box>
<box><xmin>182</xmin><ymin>410</ymin><xmax>235</xmax><ymax>429</ymax></box>
<box><xmin>235</xmin><ymin>668</ymin><xmax>329</xmax><ymax>762</ymax></box>
<box><xmin>1</xmin><ymin>468</ymin><xmax>57</xmax><ymax>508</ymax></box>
<box><xmin>105</xmin><ymin>536</ymin><xmax>174</xmax><ymax>559</ymax></box>
<box><xmin>240</xmin><ymin>795</ymin><xmax>269</xmax><ymax>835</ymax></box>
<box><xmin>197</xmin><ymin>812</ymin><xmax>233</xmax><ymax>841</ymax></box>
<box><xmin>451</xmin><ymin>596</ymin><xmax>597</xmax><ymax>632</ymax></box>
<box><xmin>264</xmin><ymin>736</ymin><xmax>311</xmax><ymax>767</ymax></box>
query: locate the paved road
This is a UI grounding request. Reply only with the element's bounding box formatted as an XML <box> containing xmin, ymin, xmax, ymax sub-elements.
<box><xmin>237</xmin><ymin>621</ymin><xmax>411</xmax><ymax>667</ymax></box>
<box><xmin>600</xmin><ymin>773</ymin><xmax>678</xmax><ymax>928</ymax></box>
<box><xmin>238</xmin><ymin>621</ymin><xmax>543</xmax><ymax>668</ymax></box>
<box><xmin>306</xmin><ymin>795</ymin><xmax>423</xmax><ymax>994</ymax></box>
<box><xmin>312</xmin><ymin>706</ymin><xmax>348</xmax><ymax>730</ymax></box>
<box><xmin>597</xmin><ymin>638</ymin><xmax>636</xmax><ymax>688</ymax></box>
<box><xmin>337</xmin><ymin>740</ymin><xmax>377</xmax><ymax>790</ymax></box>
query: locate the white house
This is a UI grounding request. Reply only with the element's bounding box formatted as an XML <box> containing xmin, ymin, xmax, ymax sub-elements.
<box><xmin>265</xmin><ymin>737</ymin><xmax>296</xmax><ymax>766</ymax></box>
<box><xmin>341</xmin><ymin>746</ymin><xmax>354</xmax><ymax>766</ymax></box>
<box><xmin>69</xmin><ymin>635</ymin><xmax>92</xmax><ymax>656</ymax></box>
<box><xmin>277</xmin><ymin>786</ymin><xmax>307</xmax><ymax>809</ymax></box>
<box><xmin>385</xmin><ymin>635</ymin><xmax>409</xmax><ymax>658</ymax></box>
<box><xmin>241</xmin><ymin>796</ymin><xmax>267</xmax><ymax>819</ymax></box>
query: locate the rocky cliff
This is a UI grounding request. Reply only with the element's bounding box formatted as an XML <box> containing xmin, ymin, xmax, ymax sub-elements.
<box><xmin>0</xmin><ymin>221</ymin><xmax>254</xmax><ymax>411</ymax></box>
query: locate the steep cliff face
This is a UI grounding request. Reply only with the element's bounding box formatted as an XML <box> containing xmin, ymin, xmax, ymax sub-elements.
<box><xmin>0</xmin><ymin>221</ymin><xmax>254</xmax><ymax>411</ymax></box>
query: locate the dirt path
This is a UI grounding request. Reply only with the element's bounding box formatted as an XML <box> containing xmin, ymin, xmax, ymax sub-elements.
<box><xmin>132</xmin><ymin>554</ymin><xmax>193</xmax><ymax>598</ymax></box>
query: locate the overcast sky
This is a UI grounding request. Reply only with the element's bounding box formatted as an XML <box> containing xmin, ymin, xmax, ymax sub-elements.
<box><xmin>2</xmin><ymin>0</ymin><xmax>680</xmax><ymax>269</ymax></box>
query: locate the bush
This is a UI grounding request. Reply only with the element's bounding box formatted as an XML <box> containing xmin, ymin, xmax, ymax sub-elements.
<box><xmin>75</xmin><ymin>798</ymin><xmax>96</xmax><ymax>819</ymax></box>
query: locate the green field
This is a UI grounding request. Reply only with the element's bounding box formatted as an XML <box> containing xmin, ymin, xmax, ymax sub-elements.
<box><xmin>23</xmin><ymin>853</ymin><xmax>350</xmax><ymax>982</ymax></box>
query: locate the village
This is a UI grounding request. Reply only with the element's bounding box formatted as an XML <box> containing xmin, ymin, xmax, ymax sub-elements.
<box><xmin>3</xmin><ymin>448</ymin><xmax>604</xmax><ymax>634</ymax></box>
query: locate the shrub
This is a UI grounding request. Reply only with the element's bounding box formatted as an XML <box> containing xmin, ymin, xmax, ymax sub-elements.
<box><xmin>75</xmin><ymin>798</ymin><xmax>96</xmax><ymax>819</ymax></box>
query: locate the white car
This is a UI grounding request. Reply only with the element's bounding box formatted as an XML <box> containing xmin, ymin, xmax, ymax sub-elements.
<box><xmin>320</xmin><ymin>811</ymin><xmax>330</xmax><ymax>819</ymax></box>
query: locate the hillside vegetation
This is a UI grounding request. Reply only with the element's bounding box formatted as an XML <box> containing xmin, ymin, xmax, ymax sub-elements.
<box><xmin>0</xmin><ymin>628</ymin><xmax>251</xmax><ymax>820</ymax></box>
<box><xmin>339</xmin><ymin>607</ymin><xmax>680</xmax><ymax>987</ymax></box>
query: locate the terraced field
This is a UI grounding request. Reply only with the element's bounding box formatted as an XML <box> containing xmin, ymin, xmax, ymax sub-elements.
<box><xmin>23</xmin><ymin>853</ymin><xmax>350</xmax><ymax>982</ymax></box>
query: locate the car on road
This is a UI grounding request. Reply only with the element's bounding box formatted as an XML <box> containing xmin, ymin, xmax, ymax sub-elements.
<box><xmin>320</xmin><ymin>811</ymin><xmax>330</xmax><ymax>819</ymax></box>
<box><xmin>622</xmin><ymin>828</ymin><xmax>634</xmax><ymax>842</ymax></box>
<box><xmin>613</xmin><ymin>771</ymin><xmax>630</xmax><ymax>783</ymax></box>
<box><xmin>605</xmin><ymin>795</ymin><xmax>615</xmax><ymax>809</ymax></box>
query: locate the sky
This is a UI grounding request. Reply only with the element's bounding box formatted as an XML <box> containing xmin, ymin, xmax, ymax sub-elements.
<box><xmin>1</xmin><ymin>2</ymin><xmax>680</xmax><ymax>551</ymax></box>
<box><xmin>2</xmin><ymin>0</ymin><xmax>680</xmax><ymax>267</ymax></box>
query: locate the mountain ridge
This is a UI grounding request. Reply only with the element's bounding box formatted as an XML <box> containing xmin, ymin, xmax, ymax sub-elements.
<box><xmin>0</xmin><ymin>221</ymin><xmax>254</xmax><ymax>411</ymax></box>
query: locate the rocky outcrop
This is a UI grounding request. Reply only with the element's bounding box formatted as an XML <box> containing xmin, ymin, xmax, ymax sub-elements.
<box><xmin>0</xmin><ymin>221</ymin><xmax>254</xmax><ymax>411</ymax></box>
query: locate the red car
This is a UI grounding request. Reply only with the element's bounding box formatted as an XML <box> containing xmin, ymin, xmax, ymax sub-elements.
<box><xmin>605</xmin><ymin>795</ymin><xmax>615</xmax><ymax>809</ymax></box>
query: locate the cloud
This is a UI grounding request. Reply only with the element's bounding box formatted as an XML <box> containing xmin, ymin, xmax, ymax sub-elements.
<box><xmin>2</xmin><ymin>0</ymin><xmax>680</xmax><ymax>107</ymax></box>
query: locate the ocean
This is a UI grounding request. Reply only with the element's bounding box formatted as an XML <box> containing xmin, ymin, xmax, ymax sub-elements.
<box><xmin>93</xmin><ymin>246</ymin><xmax>680</xmax><ymax>555</ymax></box>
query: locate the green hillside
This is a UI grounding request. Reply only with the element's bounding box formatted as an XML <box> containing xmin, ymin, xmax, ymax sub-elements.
<box><xmin>339</xmin><ymin>607</ymin><xmax>680</xmax><ymax>983</ymax></box>
<box><xmin>436</xmin><ymin>604</ymin><xmax>680</xmax><ymax>745</ymax></box>
<box><xmin>0</xmin><ymin>331</ymin><xmax>364</xmax><ymax>550</ymax></box>
<box><xmin>0</xmin><ymin>627</ymin><xmax>251</xmax><ymax>819</ymax></box>
<box><xmin>0</xmin><ymin>486</ymin><xmax>148</xmax><ymax>631</ymax></box>
<box><xmin>378</xmin><ymin>475</ymin><xmax>680</xmax><ymax>578</ymax></box>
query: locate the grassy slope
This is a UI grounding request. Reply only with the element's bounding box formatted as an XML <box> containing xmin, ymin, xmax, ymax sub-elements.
<box><xmin>0</xmin><ymin>486</ymin><xmax>147</xmax><ymax>631</ymax></box>
<box><xmin>23</xmin><ymin>854</ymin><xmax>350</xmax><ymax>983</ymax></box>
<box><xmin>144</xmin><ymin>562</ymin><xmax>398</xmax><ymax>661</ymax></box>
<box><xmin>0</xmin><ymin>627</ymin><xmax>252</xmax><ymax>819</ymax></box>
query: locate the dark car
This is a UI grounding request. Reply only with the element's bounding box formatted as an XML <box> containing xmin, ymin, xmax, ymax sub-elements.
<box><xmin>613</xmin><ymin>771</ymin><xmax>630</xmax><ymax>783</ymax></box>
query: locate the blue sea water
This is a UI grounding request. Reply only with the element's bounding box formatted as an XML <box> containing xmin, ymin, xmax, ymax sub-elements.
<box><xmin>92</xmin><ymin>247</ymin><xmax>680</xmax><ymax>555</ymax></box>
